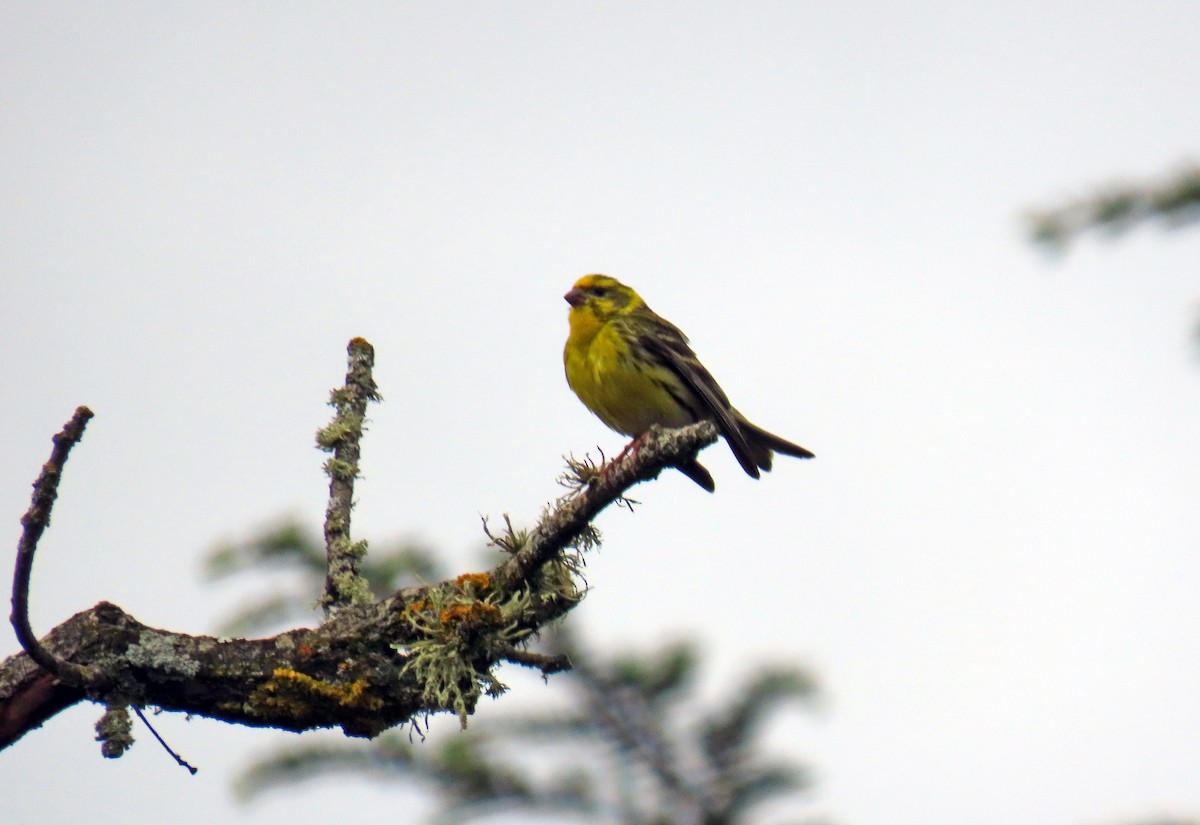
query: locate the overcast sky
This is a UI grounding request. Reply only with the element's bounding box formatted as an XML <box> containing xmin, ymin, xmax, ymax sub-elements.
<box><xmin>3</xmin><ymin>3</ymin><xmax>1200</xmax><ymax>824</ymax></box>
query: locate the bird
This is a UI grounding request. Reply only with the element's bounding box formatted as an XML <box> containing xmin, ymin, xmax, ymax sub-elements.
<box><xmin>562</xmin><ymin>273</ymin><xmax>813</xmax><ymax>491</ymax></box>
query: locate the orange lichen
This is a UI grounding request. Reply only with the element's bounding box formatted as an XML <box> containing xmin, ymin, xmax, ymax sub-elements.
<box><xmin>455</xmin><ymin>572</ymin><xmax>491</xmax><ymax>591</ymax></box>
<box><xmin>249</xmin><ymin>667</ymin><xmax>384</xmax><ymax>719</ymax></box>
<box><xmin>439</xmin><ymin>602</ymin><xmax>503</xmax><ymax>629</ymax></box>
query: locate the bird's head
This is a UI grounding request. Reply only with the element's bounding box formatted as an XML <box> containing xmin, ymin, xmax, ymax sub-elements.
<box><xmin>564</xmin><ymin>274</ymin><xmax>644</xmax><ymax>322</ymax></box>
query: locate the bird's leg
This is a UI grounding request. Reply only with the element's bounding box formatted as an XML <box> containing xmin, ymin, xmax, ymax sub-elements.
<box><xmin>603</xmin><ymin>431</ymin><xmax>652</xmax><ymax>478</ymax></box>
<box><xmin>616</xmin><ymin>431</ymin><xmax>654</xmax><ymax>463</ymax></box>
<box><xmin>619</xmin><ymin>438</ymin><xmax>638</xmax><ymax>465</ymax></box>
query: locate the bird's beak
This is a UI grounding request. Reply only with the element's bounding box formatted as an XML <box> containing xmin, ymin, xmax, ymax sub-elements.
<box><xmin>564</xmin><ymin>287</ymin><xmax>586</xmax><ymax>307</ymax></box>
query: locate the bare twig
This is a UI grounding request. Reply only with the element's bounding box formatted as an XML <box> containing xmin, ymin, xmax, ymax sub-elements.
<box><xmin>132</xmin><ymin>706</ymin><xmax>198</xmax><ymax>774</ymax></box>
<box><xmin>498</xmin><ymin>646</ymin><xmax>572</xmax><ymax>676</ymax></box>
<box><xmin>9</xmin><ymin>406</ymin><xmax>96</xmax><ymax>687</ymax></box>
<box><xmin>316</xmin><ymin>337</ymin><xmax>380</xmax><ymax>613</ymax></box>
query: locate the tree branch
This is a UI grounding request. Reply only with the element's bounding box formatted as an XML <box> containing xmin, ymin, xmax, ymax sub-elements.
<box><xmin>316</xmin><ymin>336</ymin><xmax>379</xmax><ymax>613</ymax></box>
<box><xmin>490</xmin><ymin>422</ymin><xmax>718</xmax><ymax>599</ymax></box>
<box><xmin>9</xmin><ymin>406</ymin><xmax>97</xmax><ymax>688</ymax></box>
<box><xmin>0</xmin><ymin>342</ymin><xmax>721</xmax><ymax>753</ymax></box>
<box><xmin>497</xmin><ymin>646</ymin><xmax>572</xmax><ymax>676</ymax></box>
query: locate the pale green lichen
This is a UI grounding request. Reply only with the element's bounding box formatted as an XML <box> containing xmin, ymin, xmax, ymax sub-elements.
<box><xmin>481</xmin><ymin>513</ymin><xmax>530</xmax><ymax>556</ymax></box>
<box><xmin>559</xmin><ymin>451</ymin><xmax>605</xmax><ymax>491</ymax></box>
<box><xmin>538</xmin><ymin>553</ymin><xmax>588</xmax><ymax>604</ymax></box>
<box><xmin>95</xmin><ymin>705</ymin><xmax>133</xmax><ymax>759</ymax></box>
<box><xmin>527</xmin><ymin>504</ymin><xmax>595</xmax><ymax>603</ymax></box>
<box><xmin>322</xmin><ymin>457</ymin><xmax>359</xmax><ymax>481</ymax></box>
<box><xmin>328</xmin><ymin>569</ymin><xmax>373</xmax><ymax>606</ymax></box>
<box><xmin>391</xmin><ymin>509</ymin><xmax>593</xmax><ymax>729</ymax></box>
<box><xmin>394</xmin><ymin>586</ymin><xmax>533</xmax><ymax>728</ymax></box>
<box><xmin>124</xmin><ymin>632</ymin><xmax>201</xmax><ymax>678</ymax></box>
<box><xmin>314</xmin><ymin>418</ymin><xmax>361</xmax><ymax>450</ymax></box>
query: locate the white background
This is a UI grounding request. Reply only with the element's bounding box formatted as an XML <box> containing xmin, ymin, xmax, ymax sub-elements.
<box><xmin>3</xmin><ymin>3</ymin><xmax>1199</xmax><ymax>824</ymax></box>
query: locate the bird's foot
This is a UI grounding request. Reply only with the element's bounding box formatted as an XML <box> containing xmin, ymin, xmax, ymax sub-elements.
<box><xmin>613</xmin><ymin>431</ymin><xmax>653</xmax><ymax>464</ymax></box>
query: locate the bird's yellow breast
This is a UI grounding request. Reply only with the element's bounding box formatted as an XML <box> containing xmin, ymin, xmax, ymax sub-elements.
<box><xmin>564</xmin><ymin>308</ymin><xmax>694</xmax><ymax>436</ymax></box>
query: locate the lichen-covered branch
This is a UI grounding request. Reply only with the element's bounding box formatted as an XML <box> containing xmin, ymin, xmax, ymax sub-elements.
<box><xmin>0</xmin><ymin>346</ymin><xmax>721</xmax><ymax>754</ymax></box>
<box><xmin>315</xmin><ymin>336</ymin><xmax>379</xmax><ymax>613</ymax></box>
<box><xmin>490</xmin><ymin>422</ymin><xmax>719</xmax><ymax>598</ymax></box>
<box><xmin>0</xmin><ymin>600</ymin><xmax>426</xmax><ymax>748</ymax></box>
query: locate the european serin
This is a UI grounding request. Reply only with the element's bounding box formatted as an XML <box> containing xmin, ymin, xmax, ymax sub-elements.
<box><xmin>563</xmin><ymin>273</ymin><xmax>813</xmax><ymax>491</ymax></box>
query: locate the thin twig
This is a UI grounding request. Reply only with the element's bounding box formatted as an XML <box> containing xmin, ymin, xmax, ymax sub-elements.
<box><xmin>9</xmin><ymin>406</ymin><xmax>96</xmax><ymax>686</ymax></box>
<box><xmin>498</xmin><ymin>646</ymin><xmax>573</xmax><ymax>676</ymax></box>
<box><xmin>132</xmin><ymin>706</ymin><xmax>198</xmax><ymax>774</ymax></box>
<box><xmin>316</xmin><ymin>337</ymin><xmax>380</xmax><ymax>613</ymax></box>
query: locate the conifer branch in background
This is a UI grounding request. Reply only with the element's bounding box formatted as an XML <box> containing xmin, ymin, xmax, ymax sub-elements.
<box><xmin>1027</xmin><ymin>163</ymin><xmax>1200</xmax><ymax>249</ymax></box>
<box><xmin>206</xmin><ymin>523</ymin><xmax>820</xmax><ymax>825</ymax></box>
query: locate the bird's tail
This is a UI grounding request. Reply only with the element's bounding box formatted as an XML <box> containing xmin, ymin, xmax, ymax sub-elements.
<box><xmin>734</xmin><ymin>413</ymin><xmax>815</xmax><ymax>472</ymax></box>
<box><xmin>676</xmin><ymin>458</ymin><xmax>716</xmax><ymax>492</ymax></box>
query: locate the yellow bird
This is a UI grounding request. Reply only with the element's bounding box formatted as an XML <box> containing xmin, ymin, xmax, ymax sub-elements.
<box><xmin>563</xmin><ymin>274</ymin><xmax>813</xmax><ymax>491</ymax></box>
